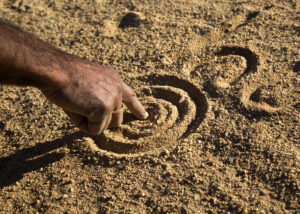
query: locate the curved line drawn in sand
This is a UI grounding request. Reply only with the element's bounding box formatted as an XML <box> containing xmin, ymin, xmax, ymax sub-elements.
<box><xmin>203</xmin><ymin>46</ymin><xmax>257</xmax><ymax>96</ymax></box>
<box><xmin>240</xmin><ymin>84</ymin><xmax>280</xmax><ymax>114</ymax></box>
<box><xmin>216</xmin><ymin>46</ymin><xmax>258</xmax><ymax>85</ymax></box>
<box><xmin>214</xmin><ymin>46</ymin><xmax>280</xmax><ymax>116</ymax></box>
<box><xmin>77</xmin><ymin>75</ymin><xmax>208</xmax><ymax>158</ymax></box>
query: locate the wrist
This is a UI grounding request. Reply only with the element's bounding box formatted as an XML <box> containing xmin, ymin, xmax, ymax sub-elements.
<box><xmin>27</xmin><ymin>50</ymin><xmax>72</xmax><ymax>91</ymax></box>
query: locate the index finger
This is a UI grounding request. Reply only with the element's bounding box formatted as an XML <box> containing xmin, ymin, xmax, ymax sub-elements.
<box><xmin>122</xmin><ymin>82</ymin><xmax>148</xmax><ymax>120</ymax></box>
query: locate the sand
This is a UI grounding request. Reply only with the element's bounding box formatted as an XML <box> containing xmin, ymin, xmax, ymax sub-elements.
<box><xmin>0</xmin><ymin>0</ymin><xmax>299</xmax><ymax>213</ymax></box>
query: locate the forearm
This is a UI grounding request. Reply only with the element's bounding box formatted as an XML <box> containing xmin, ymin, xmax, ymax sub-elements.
<box><xmin>0</xmin><ymin>21</ymin><xmax>70</xmax><ymax>89</ymax></box>
<box><xmin>0</xmin><ymin>21</ymin><xmax>148</xmax><ymax>134</ymax></box>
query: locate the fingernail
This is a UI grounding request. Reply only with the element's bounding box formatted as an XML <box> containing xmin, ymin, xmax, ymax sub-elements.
<box><xmin>144</xmin><ymin>111</ymin><xmax>149</xmax><ymax>119</ymax></box>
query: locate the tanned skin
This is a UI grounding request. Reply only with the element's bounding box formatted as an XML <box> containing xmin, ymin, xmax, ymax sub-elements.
<box><xmin>0</xmin><ymin>21</ymin><xmax>148</xmax><ymax>135</ymax></box>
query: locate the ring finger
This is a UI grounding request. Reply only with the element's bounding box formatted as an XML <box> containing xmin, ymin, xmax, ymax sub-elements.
<box><xmin>109</xmin><ymin>97</ymin><xmax>123</xmax><ymax>128</ymax></box>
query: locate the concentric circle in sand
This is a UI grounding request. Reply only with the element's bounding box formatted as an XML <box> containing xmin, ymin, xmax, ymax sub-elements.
<box><xmin>91</xmin><ymin>74</ymin><xmax>208</xmax><ymax>156</ymax></box>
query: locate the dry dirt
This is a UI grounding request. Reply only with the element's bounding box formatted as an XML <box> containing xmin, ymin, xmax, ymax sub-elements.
<box><xmin>0</xmin><ymin>0</ymin><xmax>299</xmax><ymax>213</ymax></box>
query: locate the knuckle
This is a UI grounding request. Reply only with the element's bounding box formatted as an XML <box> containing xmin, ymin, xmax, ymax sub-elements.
<box><xmin>88</xmin><ymin>92</ymin><xmax>120</xmax><ymax>120</ymax></box>
<box><xmin>128</xmin><ymin>89</ymin><xmax>137</xmax><ymax>98</ymax></box>
<box><xmin>110</xmin><ymin>68</ymin><xmax>121</xmax><ymax>77</ymax></box>
<box><xmin>115</xmin><ymin>82</ymin><xmax>123</xmax><ymax>91</ymax></box>
<box><xmin>108</xmin><ymin>87</ymin><xmax>122</xmax><ymax>104</ymax></box>
<box><xmin>88</xmin><ymin>108</ymin><xmax>102</xmax><ymax>121</ymax></box>
<box><xmin>104</xmin><ymin>66</ymin><xmax>121</xmax><ymax>78</ymax></box>
<box><xmin>101</xmin><ymin>98</ymin><xmax>115</xmax><ymax>114</ymax></box>
<box><xmin>110</xmin><ymin>87</ymin><xmax>120</xmax><ymax>98</ymax></box>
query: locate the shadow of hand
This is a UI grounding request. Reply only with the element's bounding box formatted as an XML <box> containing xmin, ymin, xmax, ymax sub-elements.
<box><xmin>0</xmin><ymin>132</ymin><xmax>83</xmax><ymax>189</ymax></box>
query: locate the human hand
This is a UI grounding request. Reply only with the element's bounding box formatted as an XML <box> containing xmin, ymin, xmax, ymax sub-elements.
<box><xmin>42</xmin><ymin>57</ymin><xmax>148</xmax><ymax>135</ymax></box>
<box><xmin>0</xmin><ymin>22</ymin><xmax>147</xmax><ymax>135</ymax></box>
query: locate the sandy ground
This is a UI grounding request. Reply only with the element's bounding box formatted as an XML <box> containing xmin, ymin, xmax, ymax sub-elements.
<box><xmin>0</xmin><ymin>0</ymin><xmax>299</xmax><ymax>213</ymax></box>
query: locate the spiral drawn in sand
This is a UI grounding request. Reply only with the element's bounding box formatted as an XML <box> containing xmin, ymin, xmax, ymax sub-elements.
<box><xmin>94</xmin><ymin>75</ymin><xmax>208</xmax><ymax>155</ymax></box>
